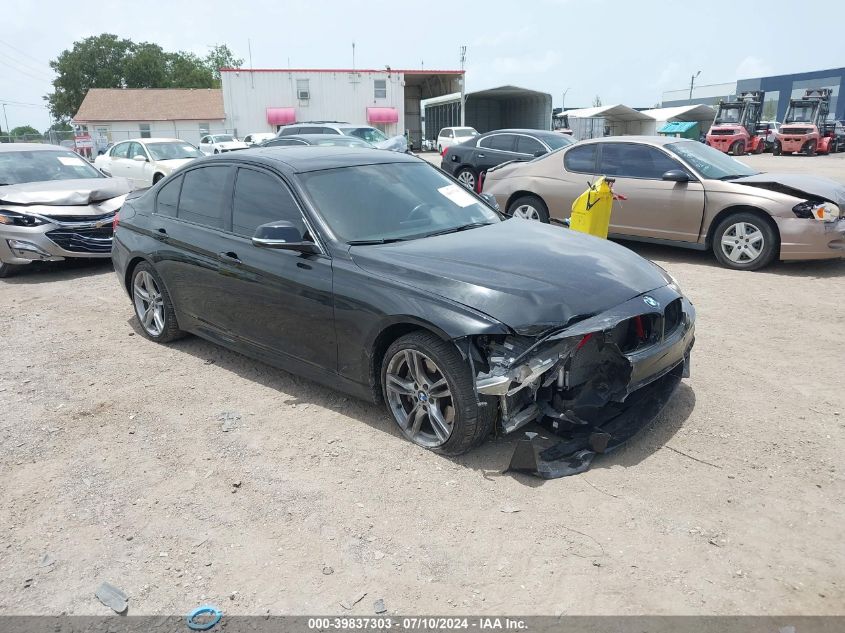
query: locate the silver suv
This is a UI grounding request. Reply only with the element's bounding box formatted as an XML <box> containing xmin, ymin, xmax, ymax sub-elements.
<box><xmin>277</xmin><ymin>122</ymin><xmax>408</xmax><ymax>152</ymax></box>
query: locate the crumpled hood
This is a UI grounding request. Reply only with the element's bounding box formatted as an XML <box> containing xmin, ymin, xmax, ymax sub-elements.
<box><xmin>0</xmin><ymin>178</ymin><xmax>133</xmax><ymax>206</ymax></box>
<box><xmin>734</xmin><ymin>173</ymin><xmax>845</xmax><ymax>207</ymax></box>
<box><xmin>375</xmin><ymin>136</ymin><xmax>409</xmax><ymax>152</ymax></box>
<box><xmin>350</xmin><ymin>219</ymin><xmax>668</xmax><ymax>335</ymax></box>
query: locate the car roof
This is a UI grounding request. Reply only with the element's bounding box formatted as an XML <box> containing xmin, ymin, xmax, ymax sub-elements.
<box><xmin>480</xmin><ymin>129</ymin><xmax>561</xmax><ymax>136</ymax></box>
<box><xmin>442</xmin><ymin>126</ymin><xmax>476</xmax><ymax>131</ymax></box>
<box><xmin>200</xmin><ymin>146</ymin><xmax>417</xmax><ymax>173</ymax></box>
<box><xmin>114</xmin><ymin>137</ymin><xmax>183</xmax><ymax>144</ymax></box>
<box><xmin>0</xmin><ymin>143</ymin><xmax>71</xmax><ymax>153</ymax></box>
<box><xmin>279</xmin><ymin>134</ymin><xmax>367</xmax><ymax>142</ymax></box>
<box><xmin>575</xmin><ymin>135</ymin><xmax>694</xmax><ymax>147</ymax></box>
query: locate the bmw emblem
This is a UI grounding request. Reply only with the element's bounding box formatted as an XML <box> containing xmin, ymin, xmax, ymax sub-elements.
<box><xmin>643</xmin><ymin>296</ymin><xmax>659</xmax><ymax>309</ymax></box>
<box><xmin>418</xmin><ymin>392</ymin><xmax>429</xmax><ymax>402</ymax></box>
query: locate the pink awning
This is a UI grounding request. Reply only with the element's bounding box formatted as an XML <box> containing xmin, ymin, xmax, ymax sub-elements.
<box><xmin>266</xmin><ymin>107</ymin><xmax>296</xmax><ymax>125</ymax></box>
<box><xmin>366</xmin><ymin>107</ymin><xmax>399</xmax><ymax>124</ymax></box>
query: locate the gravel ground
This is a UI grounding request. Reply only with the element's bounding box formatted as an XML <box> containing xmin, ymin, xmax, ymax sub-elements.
<box><xmin>1</xmin><ymin>153</ymin><xmax>843</xmax><ymax>616</ymax></box>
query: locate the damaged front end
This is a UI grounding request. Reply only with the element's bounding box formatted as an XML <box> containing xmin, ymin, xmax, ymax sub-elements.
<box><xmin>469</xmin><ymin>284</ymin><xmax>695</xmax><ymax>478</ymax></box>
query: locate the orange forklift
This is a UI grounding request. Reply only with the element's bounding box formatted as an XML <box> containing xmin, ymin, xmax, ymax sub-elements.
<box><xmin>705</xmin><ymin>91</ymin><xmax>766</xmax><ymax>156</ymax></box>
<box><xmin>774</xmin><ymin>88</ymin><xmax>835</xmax><ymax>156</ymax></box>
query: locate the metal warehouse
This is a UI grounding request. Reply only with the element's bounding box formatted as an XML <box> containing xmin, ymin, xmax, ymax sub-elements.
<box><xmin>422</xmin><ymin>86</ymin><xmax>553</xmax><ymax>139</ymax></box>
<box><xmin>661</xmin><ymin>66</ymin><xmax>845</xmax><ymax>121</ymax></box>
<box><xmin>221</xmin><ymin>67</ymin><xmax>463</xmax><ymax>149</ymax></box>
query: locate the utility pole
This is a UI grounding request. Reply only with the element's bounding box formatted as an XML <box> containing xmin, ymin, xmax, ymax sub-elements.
<box><xmin>562</xmin><ymin>87</ymin><xmax>570</xmax><ymax>110</ymax></box>
<box><xmin>352</xmin><ymin>42</ymin><xmax>356</xmax><ymax>72</ymax></box>
<box><xmin>2</xmin><ymin>103</ymin><xmax>9</xmax><ymax>139</ymax></box>
<box><xmin>689</xmin><ymin>70</ymin><xmax>701</xmax><ymax>102</ymax></box>
<box><xmin>248</xmin><ymin>39</ymin><xmax>254</xmax><ymax>88</ymax></box>
<box><xmin>459</xmin><ymin>45</ymin><xmax>467</xmax><ymax>126</ymax></box>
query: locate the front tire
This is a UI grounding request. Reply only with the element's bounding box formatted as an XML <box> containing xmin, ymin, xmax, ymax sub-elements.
<box><xmin>712</xmin><ymin>212</ymin><xmax>778</xmax><ymax>271</ymax></box>
<box><xmin>730</xmin><ymin>141</ymin><xmax>745</xmax><ymax>156</ymax></box>
<box><xmin>773</xmin><ymin>141</ymin><xmax>782</xmax><ymax>156</ymax></box>
<box><xmin>455</xmin><ymin>167</ymin><xmax>477</xmax><ymax>190</ymax></box>
<box><xmin>381</xmin><ymin>331</ymin><xmax>495</xmax><ymax>456</ymax></box>
<box><xmin>805</xmin><ymin>140</ymin><xmax>817</xmax><ymax>156</ymax></box>
<box><xmin>131</xmin><ymin>262</ymin><xmax>184</xmax><ymax>342</ymax></box>
<box><xmin>754</xmin><ymin>139</ymin><xmax>765</xmax><ymax>154</ymax></box>
<box><xmin>507</xmin><ymin>195</ymin><xmax>549</xmax><ymax>222</ymax></box>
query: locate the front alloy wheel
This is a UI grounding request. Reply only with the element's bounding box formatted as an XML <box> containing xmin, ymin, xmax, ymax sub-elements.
<box><xmin>712</xmin><ymin>212</ymin><xmax>777</xmax><ymax>270</ymax></box>
<box><xmin>385</xmin><ymin>348</ymin><xmax>454</xmax><ymax>448</ymax></box>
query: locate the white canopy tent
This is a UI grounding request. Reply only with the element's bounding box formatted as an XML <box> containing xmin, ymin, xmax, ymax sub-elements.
<box><xmin>556</xmin><ymin>105</ymin><xmax>653</xmax><ymax>138</ymax></box>
<box><xmin>641</xmin><ymin>104</ymin><xmax>717</xmax><ymax>135</ymax></box>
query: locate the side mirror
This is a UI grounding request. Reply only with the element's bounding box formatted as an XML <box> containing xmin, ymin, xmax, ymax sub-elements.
<box><xmin>252</xmin><ymin>220</ymin><xmax>319</xmax><ymax>254</ymax></box>
<box><xmin>533</xmin><ymin>150</ymin><xmax>547</xmax><ymax>157</ymax></box>
<box><xmin>133</xmin><ymin>154</ymin><xmax>147</xmax><ymax>162</ymax></box>
<box><xmin>662</xmin><ymin>169</ymin><xmax>690</xmax><ymax>182</ymax></box>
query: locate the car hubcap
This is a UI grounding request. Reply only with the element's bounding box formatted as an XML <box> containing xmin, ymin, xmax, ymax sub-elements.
<box><xmin>133</xmin><ymin>270</ymin><xmax>165</xmax><ymax>336</ymax></box>
<box><xmin>457</xmin><ymin>170</ymin><xmax>475</xmax><ymax>189</ymax></box>
<box><xmin>721</xmin><ymin>221</ymin><xmax>764</xmax><ymax>264</ymax></box>
<box><xmin>513</xmin><ymin>204</ymin><xmax>541</xmax><ymax>221</ymax></box>
<box><xmin>385</xmin><ymin>349</ymin><xmax>454</xmax><ymax>448</ymax></box>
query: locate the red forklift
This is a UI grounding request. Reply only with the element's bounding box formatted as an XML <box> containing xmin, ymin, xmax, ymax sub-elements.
<box><xmin>705</xmin><ymin>91</ymin><xmax>766</xmax><ymax>155</ymax></box>
<box><xmin>774</xmin><ymin>88</ymin><xmax>835</xmax><ymax>156</ymax></box>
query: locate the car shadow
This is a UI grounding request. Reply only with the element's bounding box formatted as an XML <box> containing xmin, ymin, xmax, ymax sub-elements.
<box><xmin>618</xmin><ymin>240</ymin><xmax>845</xmax><ymax>278</ymax></box>
<box><xmin>129</xmin><ymin>316</ymin><xmax>695</xmax><ymax>488</ymax></box>
<box><xmin>1</xmin><ymin>258</ymin><xmax>113</xmax><ymax>284</ymax></box>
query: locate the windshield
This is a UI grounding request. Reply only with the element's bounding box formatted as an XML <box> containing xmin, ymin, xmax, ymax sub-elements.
<box><xmin>145</xmin><ymin>142</ymin><xmax>203</xmax><ymax>160</ymax></box>
<box><xmin>299</xmin><ymin>162</ymin><xmax>501</xmax><ymax>243</ymax></box>
<box><xmin>0</xmin><ymin>149</ymin><xmax>102</xmax><ymax>185</ymax></box>
<box><xmin>454</xmin><ymin>128</ymin><xmax>478</xmax><ymax>138</ymax></box>
<box><xmin>785</xmin><ymin>103</ymin><xmax>817</xmax><ymax>124</ymax></box>
<box><xmin>343</xmin><ymin>127</ymin><xmax>389</xmax><ymax>143</ymax></box>
<box><xmin>212</xmin><ymin>135</ymin><xmax>235</xmax><ymax>142</ymax></box>
<box><xmin>665</xmin><ymin>141</ymin><xmax>758</xmax><ymax>180</ymax></box>
<box><xmin>715</xmin><ymin>105</ymin><xmax>742</xmax><ymax>124</ymax></box>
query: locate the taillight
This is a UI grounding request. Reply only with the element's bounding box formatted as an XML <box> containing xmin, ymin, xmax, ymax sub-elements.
<box><xmin>441</xmin><ymin>148</ymin><xmax>447</xmax><ymax>157</ymax></box>
<box><xmin>112</xmin><ymin>211</ymin><xmax>120</xmax><ymax>231</ymax></box>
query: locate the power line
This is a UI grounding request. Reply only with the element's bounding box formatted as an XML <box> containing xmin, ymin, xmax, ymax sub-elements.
<box><xmin>0</xmin><ymin>58</ymin><xmax>53</xmax><ymax>84</ymax></box>
<box><xmin>0</xmin><ymin>39</ymin><xmax>52</xmax><ymax>71</ymax></box>
<box><xmin>0</xmin><ymin>45</ymin><xmax>53</xmax><ymax>79</ymax></box>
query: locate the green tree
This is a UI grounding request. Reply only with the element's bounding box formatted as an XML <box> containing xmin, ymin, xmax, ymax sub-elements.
<box><xmin>124</xmin><ymin>42</ymin><xmax>169</xmax><ymax>88</ymax></box>
<box><xmin>47</xmin><ymin>33</ymin><xmax>134</xmax><ymax>121</ymax></box>
<box><xmin>10</xmin><ymin>125</ymin><xmax>41</xmax><ymax>137</ymax></box>
<box><xmin>205</xmin><ymin>44</ymin><xmax>243</xmax><ymax>81</ymax></box>
<box><xmin>44</xmin><ymin>121</ymin><xmax>73</xmax><ymax>135</ymax></box>
<box><xmin>167</xmin><ymin>52</ymin><xmax>215</xmax><ymax>88</ymax></box>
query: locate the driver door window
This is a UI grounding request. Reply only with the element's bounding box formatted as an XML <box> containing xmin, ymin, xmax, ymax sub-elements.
<box><xmin>599</xmin><ymin>143</ymin><xmax>686</xmax><ymax>179</ymax></box>
<box><xmin>232</xmin><ymin>168</ymin><xmax>306</xmax><ymax>238</ymax></box>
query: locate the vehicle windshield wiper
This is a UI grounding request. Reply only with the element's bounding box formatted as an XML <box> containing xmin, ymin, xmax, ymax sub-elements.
<box><xmin>347</xmin><ymin>237</ymin><xmax>409</xmax><ymax>245</ymax></box>
<box><xmin>421</xmin><ymin>221</ymin><xmax>495</xmax><ymax>238</ymax></box>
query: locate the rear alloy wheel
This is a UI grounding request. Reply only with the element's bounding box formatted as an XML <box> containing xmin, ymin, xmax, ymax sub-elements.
<box><xmin>507</xmin><ymin>194</ymin><xmax>550</xmax><ymax>223</ymax></box>
<box><xmin>382</xmin><ymin>332</ymin><xmax>495</xmax><ymax>455</ymax></box>
<box><xmin>131</xmin><ymin>262</ymin><xmax>184</xmax><ymax>342</ymax></box>
<box><xmin>730</xmin><ymin>141</ymin><xmax>745</xmax><ymax>156</ymax></box>
<box><xmin>712</xmin><ymin>213</ymin><xmax>777</xmax><ymax>271</ymax></box>
<box><xmin>455</xmin><ymin>167</ymin><xmax>477</xmax><ymax>190</ymax></box>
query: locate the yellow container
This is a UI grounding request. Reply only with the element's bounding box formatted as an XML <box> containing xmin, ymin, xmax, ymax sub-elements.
<box><xmin>569</xmin><ymin>176</ymin><xmax>615</xmax><ymax>239</ymax></box>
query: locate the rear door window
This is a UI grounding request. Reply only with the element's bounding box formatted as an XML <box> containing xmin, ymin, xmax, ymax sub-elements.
<box><xmin>177</xmin><ymin>166</ymin><xmax>231</xmax><ymax>230</ymax></box>
<box><xmin>564</xmin><ymin>144</ymin><xmax>597</xmax><ymax>173</ymax></box>
<box><xmin>599</xmin><ymin>143</ymin><xmax>684</xmax><ymax>179</ymax></box>
<box><xmin>111</xmin><ymin>143</ymin><xmax>130</xmax><ymax>159</ymax></box>
<box><xmin>480</xmin><ymin>134</ymin><xmax>515</xmax><ymax>152</ymax></box>
<box><xmin>232</xmin><ymin>168</ymin><xmax>306</xmax><ymax>237</ymax></box>
<box><xmin>156</xmin><ymin>174</ymin><xmax>182</xmax><ymax>217</ymax></box>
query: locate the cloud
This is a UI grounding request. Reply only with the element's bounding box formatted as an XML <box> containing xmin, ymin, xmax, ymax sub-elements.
<box><xmin>492</xmin><ymin>50</ymin><xmax>561</xmax><ymax>74</ymax></box>
<box><xmin>736</xmin><ymin>56</ymin><xmax>773</xmax><ymax>79</ymax></box>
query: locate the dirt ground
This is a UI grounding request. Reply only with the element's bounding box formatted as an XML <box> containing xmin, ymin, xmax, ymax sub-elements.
<box><xmin>1</xmin><ymin>153</ymin><xmax>843</xmax><ymax>616</ymax></box>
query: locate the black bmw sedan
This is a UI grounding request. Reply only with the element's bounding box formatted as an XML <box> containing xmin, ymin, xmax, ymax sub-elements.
<box><xmin>112</xmin><ymin>147</ymin><xmax>694</xmax><ymax>467</ymax></box>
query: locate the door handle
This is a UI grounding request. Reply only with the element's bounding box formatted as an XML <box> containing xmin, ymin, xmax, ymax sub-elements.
<box><xmin>219</xmin><ymin>251</ymin><xmax>242</xmax><ymax>264</ymax></box>
<box><xmin>477</xmin><ymin>153</ymin><xmax>486</xmax><ymax>158</ymax></box>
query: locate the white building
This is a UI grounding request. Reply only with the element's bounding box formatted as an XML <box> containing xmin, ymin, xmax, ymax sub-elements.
<box><xmin>220</xmin><ymin>67</ymin><xmax>463</xmax><ymax>148</ymax></box>
<box><xmin>72</xmin><ymin>88</ymin><xmax>228</xmax><ymax>152</ymax></box>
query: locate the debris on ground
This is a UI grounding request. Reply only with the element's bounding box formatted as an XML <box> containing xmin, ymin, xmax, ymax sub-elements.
<box><xmin>340</xmin><ymin>592</ymin><xmax>367</xmax><ymax>610</ymax></box>
<box><xmin>95</xmin><ymin>581</ymin><xmax>129</xmax><ymax>613</ymax></box>
<box><xmin>322</xmin><ymin>566</ymin><xmax>334</xmax><ymax>575</ymax></box>
<box><xmin>500</xmin><ymin>506</ymin><xmax>521</xmax><ymax>514</ymax></box>
<box><xmin>218</xmin><ymin>411</ymin><xmax>241</xmax><ymax>432</ymax></box>
<box><xmin>23</xmin><ymin>578</ymin><xmax>34</xmax><ymax>589</ymax></box>
<box><xmin>38</xmin><ymin>553</ymin><xmax>55</xmax><ymax>568</ymax></box>
<box><xmin>373</xmin><ymin>598</ymin><xmax>387</xmax><ymax>614</ymax></box>
<box><xmin>186</xmin><ymin>605</ymin><xmax>222</xmax><ymax>631</ymax></box>
<box><xmin>231</xmin><ymin>480</ymin><xmax>242</xmax><ymax>493</ymax></box>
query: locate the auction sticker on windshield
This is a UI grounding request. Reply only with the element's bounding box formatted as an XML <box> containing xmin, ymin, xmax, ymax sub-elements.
<box><xmin>58</xmin><ymin>156</ymin><xmax>86</xmax><ymax>166</ymax></box>
<box><xmin>438</xmin><ymin>184</ymin><xmax>477</xmax><ymax>208</ymax></box>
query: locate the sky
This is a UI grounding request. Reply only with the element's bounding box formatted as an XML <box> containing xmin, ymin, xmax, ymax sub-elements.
<box><xmin>2</xmin><ymin>0</ymin><xmax>844</xmax><ymax>131</ymax></box>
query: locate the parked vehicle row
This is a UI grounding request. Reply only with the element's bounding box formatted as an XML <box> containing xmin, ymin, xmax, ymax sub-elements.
<box><xmin>95</xmin><ymin>138</ymin><xmax>203</xmax><ymax>187</ymax></box>
<box><xmin>276</xmin><ymin>121</ymin><xmax>409</xmax><ymax>152</ymax></box>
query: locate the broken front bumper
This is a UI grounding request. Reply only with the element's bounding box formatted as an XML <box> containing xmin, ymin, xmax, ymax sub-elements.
<box><xmin>474</xmin><ymin>284</ymin><xmax>695</xmax><ymax>478</ymax></box>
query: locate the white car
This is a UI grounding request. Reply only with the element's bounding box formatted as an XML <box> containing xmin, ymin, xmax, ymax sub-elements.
<box><xmin>242</xmin><ymin>132</ymin><xmax>276</xmax><ymax>146</ymax></box>
<box><xmin>94</xmin><ymin>138</ymin><xmax>203</xmax><ymax>187</ymax></box>
<box><xmin>198</xmin><ymin>134</ymin><xmax>249</xmax><ymax>155</ymax></box>
<box><xmin>437</xmin><ymin>126</ymin><xmax>479</xmax><ymax>153</ymax></box>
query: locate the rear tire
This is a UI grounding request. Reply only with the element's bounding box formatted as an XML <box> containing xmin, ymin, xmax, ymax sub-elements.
<box><xmin>712</xmin><ymin>212</ymin><xmax>778</xmax><ymax>271</ymax></box>
<box><xmin>455</xmin><ymin>167</ymin><xmax>477</xmax><ymax>190</ymax></box>
<box><xmin>507</xmin><ymin>195</ymin><xmax>550</xmax><ymax>223</ymax></box>
<box><xmin>730</xmin><ymin>141</ymin><xmax>745</xmax><ymax>156</ymax></box>
<box><xmin>805</xmin><ymin>140</ymin><xmax>817</xmax><ymax>156</ymax></box>
<box><xmin>381</xmin><ymin>331</ymin><xmax>496</xmax><ymax>456</ymax></box>
<box><xmin>130</xmin><ymin>262</ymin><xmax>185</xmax><ymax>343</ymax></box>
<box><xmin>0</xmin><ymin>261</ymin><xmax>20</xmax><ymax>278</ymax></box>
